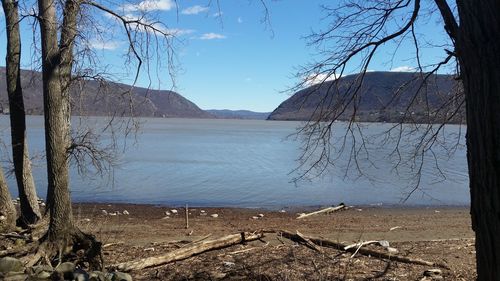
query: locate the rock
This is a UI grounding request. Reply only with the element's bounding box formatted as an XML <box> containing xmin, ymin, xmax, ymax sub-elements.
<box><xmin>210</xmin><ymin>214</ymin><xmax>219</xmax><ymax>218</ymax></box>
<box><xmin>112</xmin><ymin>271</ymin><xmax>133</xmax><ymax>281</ymax></box>
<box><xmin>251</xmin><ymin>216</ymin><xmax>259</xmax><ymax>220</ymax></box>
<box><xmin>34</xmin><ymin>270</ymin><xmax>52</xmax><ymax>279</ymax></box>
<box><xmin>40</xmin><ymin>202</ymin><xmax>46</xmax><ymax>207</ymax></box>
<box><xmin>378</xmin><ymin>240</ymin><xmax>390</xmax><ymax>248</ymax></box>
<box><xmin>424</xmin><ymin>269</ymin><xmax>442</xmax><ymax>277</ymax></box>
<box><xmin>165</xmin><ymin>211</ymin><xmax>171</xmax><ymax>216</ymax></box>
<box><xmin>144</xmin><ymin>247</ymin><xmax>155</xmax><ymax>252</ymax></box>
<box><xmin>27</xmin><ymin>264</ymin><xmax>54</xmax><ymax>279</ymax></box>
<box><xmin>109</xmin><ymin>212</ymin><xmax>117</xmax><ymax>216</ymax></box>
<box><xmin>279</xmin><ymin>210</ymin><xmax>286</xmax><ymax>213</ymax></box>
<box><xmin>161</xmin><ymin>216</ymin><xmax>170</xmax><ymax>219</ymax></box>
<box><xmin>74</xmin><ymin>269</ymin><xmax>89</xmax><ymax>281</ymax></box>
<box><xmin>0</xmin><ymin>215</ymin><xmax>6</xmax><ymax>221</ymax></box>
<box><xmin>55</xmin><ymin>262</ymin><xmax>76</xmax><ymax>279</ymax></box>
<box><xmin>223</xmin><ymin>261</ymin><xmax>235</xmax><ymax>267</ymax></box>
<box><xmin>387</xmin><ymin>247</ymin><xmax>399</xmax><ymax>254</ymax></box>
<box><xmin>0</xmin><ymin>257</ymin><xmax>24</xmax><ymax>274</ymax></box>
<box><xmin>101</xmin><ymin>210</ymin><xmax>108</xmax><ymax>215</ymax></box>
<box><xmin>89</xmin><ymin>271</ymin><xmax>112</xmax><ymax>281</ymax></box>
<box><xmin>83</xmin><ymin>218</ymin><xmax>91</xmax><ymax>222</ymax></box>
<box><xmin>258</xmin><ymin>214</ymin><xmax>264</xmax><ymax>218</ymax></box>
<box><xmin>123</xmin><ymin>210</ymin><xmax>130</xmax><ymax>215</ymax></box>
<box><xmin>170</xmin><ymin>209</ymin><xmax>178</xmax><ymax>214</ymax></box>
<box><xmin>200</xmin><ymin>210</ymin><xmax>206</xmax><ymax>213</ymax></box>
<box><xmin>3</xmin><ymin>272</ymin><xmax>27</xmax><ymax>281</ymax></box>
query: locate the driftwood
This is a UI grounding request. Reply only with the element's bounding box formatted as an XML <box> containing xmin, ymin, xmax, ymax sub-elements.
<box><xmin>344</xmin><ymin>240</ymin><xmax>379</xmax><ymax>251</ymax></box>
<box><xmin>279</xmin><ymin>230</ymin><xmax>449</xmax><ymax>269</ymax></box>
<box><xmin>296</xmin><ymin>204</ymin><xmax>346</xmax><ymax>219</ymax></box>
<box><xmin>295</xmin><ymin>231</ymin><xmax>324</xmax><ymax>253</ymax></box>
<box><xmin>111</xmin><ymin>231</ymin><xmax>265</xmax><ymax>271</ymax></box>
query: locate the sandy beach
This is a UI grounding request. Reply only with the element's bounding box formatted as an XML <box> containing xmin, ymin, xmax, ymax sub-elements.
<box><xmin>69</xmin><ymin>203</ymin><xmax>475</xmax><ymax>280</ymax></box>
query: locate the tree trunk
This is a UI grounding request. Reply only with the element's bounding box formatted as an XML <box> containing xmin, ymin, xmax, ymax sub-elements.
<box><xmin>1</xmin><ymin>0</ymin><xmax>41</xmax><ymax>226</ymax></box>
<box><xmin>456</xmin><ymin>1</ymin><xmax>500</xmax><ymax>279</ymax></box>
<box><xmin>0</xmin><ymin>167</ymin><xmax>16</xmax><ymax>231</ymax></box>
<box><xmin>38</xmin><ymin>0</ymin><xmax>76</xmax><ymax>242</ymax></box>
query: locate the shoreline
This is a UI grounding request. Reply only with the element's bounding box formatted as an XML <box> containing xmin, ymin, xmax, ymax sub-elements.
<box><xmin>71</xmin><ymin>200</ymin><xmax>470</xmax><ymax>211</ymax></box>
<box><xmin>68</xmin><ymin>201</ymin><xmax>475</xmax><ymax>279</ymax></box>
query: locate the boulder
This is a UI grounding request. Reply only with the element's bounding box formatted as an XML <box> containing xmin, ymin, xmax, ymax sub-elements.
<box><xmin>0</xmin><ymin>257</ymin><xmax>24</xmax><ymax>274</ymax></box>
<box><xmin>112</xmin><ymin>271</ymin><xmax>133</xmax><ymax>281</ymax></box>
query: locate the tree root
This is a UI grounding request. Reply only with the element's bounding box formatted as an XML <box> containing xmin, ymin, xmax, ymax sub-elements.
<box><xmin>15</xmin><ymin>228</ymin><xmax>103</xmax><ymax>271</ymax></box>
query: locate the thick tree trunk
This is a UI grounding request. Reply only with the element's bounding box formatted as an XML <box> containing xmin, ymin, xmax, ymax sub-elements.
<box><xmin>0</xmin><ymin>168</ymin><xmax>16</xmax><ymax>231</ymax></box>
<box><xmin>456</xmin><ymin>1</ymin><xmax>500</xmax><ymax>279</ymax></box>
<box><xmin>38</xmin><ymin>0</ymin><xmax>77</xmax><ymax>242</ymax></box>
<box><xmin>1</xmin><ymin>0</ymin><xmax>41</xmax><ymax>226</ymax></box>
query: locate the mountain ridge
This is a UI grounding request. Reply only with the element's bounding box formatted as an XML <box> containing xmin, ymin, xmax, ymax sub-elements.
<box><xmin>268</xmin><ymin>71</ymin><xmax>463</xmax><ymax>123</ymax></box>
<box><xmin>0</xmin><ymin>67</ymin><xmax>213</xmax><ymax>119</ymax></box>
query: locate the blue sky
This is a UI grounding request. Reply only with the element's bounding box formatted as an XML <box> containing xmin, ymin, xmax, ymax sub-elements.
<box><xmin>0</xmin><ymin>0</ymin><xmax>453</xmax><ymax>112</ymax></box>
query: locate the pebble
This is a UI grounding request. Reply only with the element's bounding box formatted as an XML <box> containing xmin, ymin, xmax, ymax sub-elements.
<box><xmin>123</xmin><ymin>210</ymin><xmax>130</xmax><ymax>215</ymax></box>
<box><xmin>210</xmin><ymin>214</ymin><xmax>219</xmax><ymax>218</ymax></box>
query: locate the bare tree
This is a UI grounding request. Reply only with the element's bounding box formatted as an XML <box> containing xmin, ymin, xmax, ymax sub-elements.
<box><xmin>293</xmin><ymin>0</ymin><xmax>499</xmax><ymax>278</ymax></box>
<box><xmin>0</xmin><ymin>166</ymin><xmax>16</xmax><ymax>232</ymax></box>
<box><xmin>30</xmin><ymin>0</ymin><xmax>177</xmax><ymax>267</ymax></box>
<box><xmin>1</xmin><ymin>0</ymin><xmax>41</xmax><ymax>226</ymax></box>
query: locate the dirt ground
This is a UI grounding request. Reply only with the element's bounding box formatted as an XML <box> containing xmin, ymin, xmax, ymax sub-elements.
<box><xmin>68</xmin><ymin>203</ymin><xmax>475</xmax><ymax>280</ymax></box>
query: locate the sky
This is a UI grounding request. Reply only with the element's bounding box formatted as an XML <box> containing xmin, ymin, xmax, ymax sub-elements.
<box><xmin>0</xmin><ymin>0</ymin><xmax>453</xmax><ymax>112</ymax></box>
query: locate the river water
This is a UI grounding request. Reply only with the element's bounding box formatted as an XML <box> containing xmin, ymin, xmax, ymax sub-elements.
<box><xmin>2</xmin><ymin>116</ymin><xmax>469</xmax><ymax>208</ymax></box>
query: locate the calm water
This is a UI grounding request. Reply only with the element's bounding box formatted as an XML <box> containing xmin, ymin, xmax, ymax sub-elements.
<box><xmin>1</xmin><ymin>116</ymin><xmax>469</xmax><ymax>208</ymax></box>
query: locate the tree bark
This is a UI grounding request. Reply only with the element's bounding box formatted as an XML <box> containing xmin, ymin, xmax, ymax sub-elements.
<box><xmin>0</xmin><ymin>167</ymin><xmax>16</xmax><ymax>231</ymax></box>
<box><xmin>37</xmin><ymin>0</ymin><xmax>79</xmax><ymax>242</ymax></box>
<box><xmin>1</xmin><ymin>0</ymin><xmax>41</xmax><ymax>226</ymax></box>
<box><xmin>456</xmin><ymin>1</ymin><xmax>500</xmax><ymax>279</ymax></box>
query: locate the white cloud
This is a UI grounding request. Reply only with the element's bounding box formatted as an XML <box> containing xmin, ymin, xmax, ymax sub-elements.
<box><xmin>237</xmin><ymin>17</ymin><xmax>243</xmax><ymax>24</ymax></box>
<box><xmin>181</xmin><ymin>5</ymin><xmax>209</xmax><ymax>15</ymax></box>
<box><xmin>88</xmin><ymin>39</ymin><xmax>122</xmax><ymax>50</ymax></box>
<box><xmin>390</xmin><ymin>66</ymin><xmax>415</xmax><ymax>72</ymax></box>
<box><xmin>199</xmin><ymin>33</ymin><xmax>226</xmax><ymax>40</ymax></box>
<box><xmin>122</xmin><ymin>0</ymin><xmax>175</xmax><ymax>12</ymax></box>
<box><xmin>106</xmin><ymin>12</ymin><xmax>194</xmax><ymax>36</ymax></box>
<box><xmin>304</xmin><ymin>73</ymin><xmax>337</xmax><ymax>86</ymax></box>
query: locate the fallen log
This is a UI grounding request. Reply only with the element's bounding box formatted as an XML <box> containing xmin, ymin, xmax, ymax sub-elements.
<box><xmin>296</xmin><ymin>204</ymin><xmax>346</xmax><ymax>219</ymax></box>
<box><xmin>279</xmin><ymin>230</ymin><xmax>449</xmax><ymax>269</ymax></box>
<box><xmin>111</xmin><ymin>231</ymin><xmax>265</xmax><ymax>271</ymax></box>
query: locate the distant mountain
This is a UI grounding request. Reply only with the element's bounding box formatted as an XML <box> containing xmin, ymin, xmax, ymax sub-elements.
<box><xmin>268</xmin><ymin>71</ymin><xmax>463</xmax><ymax>123</ymax></box>
<box><xmin>0</xmin><ymin>67</ymin><xmax>213</xmax><ymax>118</ymax></box>
<box><xmin>206</xmin><ymin>109</ymin><xmax>270</xmax><ymax>120</ymax></box>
